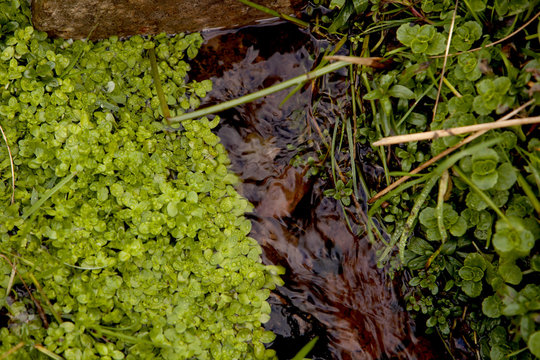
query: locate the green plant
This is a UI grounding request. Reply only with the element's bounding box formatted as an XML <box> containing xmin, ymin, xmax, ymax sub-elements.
<box><xmin>0</xmin><ymin>1</ymin><xmax>282</xmax><ymax>358</ymax></box>
<box><xmin>324</xmin><ymin>179</ymin><xmax>353</xmax><ymax>206</ymax></box>
<box><xmin>304</xmin><ymin>0</ymin><xmax>540</xmax><ymax>357</ymax></box>
<box><xmin>458</xmin><ymin>253</ymin><xmax>488</xmax><ymax>297</ymax></box>
<box><xmin>53</xmin><ymin>0</ymin><xmax>537</xmax><ymax>357</ymax></box>
<box><xmin>396</xmin><ymin>24</ymin><xmax>446</xmax><ymax>55</ymax></box>
<box><xmin>419</xmin><ymin>203</ymin><xmax>467</xmax><ymax>241</ymax></box>
<box><xmin>472</xmin><ymin>77</ymin><xmax>513</xmax><ymax>115</ymax></box>
<box><xmin>451</xmin><ymin>21</ymin><xmax>482</xmax><ymax>52</ymax></box>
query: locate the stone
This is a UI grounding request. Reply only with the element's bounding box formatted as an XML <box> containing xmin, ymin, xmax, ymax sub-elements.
<box><xmin>31</xmin><ymin>0</ymin><xmax>303</xmax><ymax>40</ymax></box>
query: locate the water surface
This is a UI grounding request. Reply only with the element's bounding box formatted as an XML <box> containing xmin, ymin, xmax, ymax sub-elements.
<box><xmin>191</xmin><ymin>22</ymin><xmax>439</xmax><ymax>360</ymax></box>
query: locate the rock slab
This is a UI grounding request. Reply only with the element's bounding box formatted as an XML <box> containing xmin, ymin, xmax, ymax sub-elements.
<box><xmin>31</xmin><ymin>0</ymin><xmax>302</xmax><ymax>39</ymax></box>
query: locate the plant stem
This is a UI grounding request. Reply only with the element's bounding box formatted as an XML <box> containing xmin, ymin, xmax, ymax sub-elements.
<box><xmin>505</xmin><ymin>347</ymin><xmax>528</xmax><ymax>357</ymax></box>
<box><xmin>517</xmin><ymin>173</ymin><xmax>540</xmax><ymax>216</ymax></box>
<box><xmin>0</xmin><ymin>254</ymin><xmax>49</xmax><ymax>328</ymax></box>
<box><xmin>59</xmin><ymin>23</ymin><xmax>98</xmax><ymax>78</ymax></box>
<box><xmin>34</xmin><ymin>345</ymin><xmax>64</xmax><ymax>360</ymax></box>
<box><xmin>396</xmin><ymin>83</ymin><xmax>435</xmax><ymax>128</ymax></box>
<box><xmin>442</xmin><ymin>76</ymin><xmax>462</xmax><ymax>98</ymax></box>
<box><xmin>369</xmin><ymin>99</ymin><xmax>535</xmax><ymax>203</ymax></box>
<box><xmin>0</xmin><ymin>342</ymin><xmax>25</xmax><ymax>360</ymax></box>
<box><xmin>452</xmin><ymin>166</ymin><xmax>510</xmax><ymax>224</ymax></box>
<box><xmin>432</xmin><ymin>0</ymin><xmax>459</xmax><ymax>122</ymax></box>
<box><xmin>379</xmin><ymin>138</ymin><xmax>502</xmax><ymax>260</ymax></box>
<box><xmin>431</xmin><ymin>10</ymin><xmax>540</xmax><ymax>58</ymax></box>
<box><xmin>0</xmin><ymin>122</ymin><xmax>15</xmax><ymax>204</ymax></box>
<box><xmin>360</xmin><ymin>70</ymin><xmax>391</xmax><ymax>186</ymax></box>
<box><xmin>398</xmin><ymin>175</ymin><xmax>438</xmax><ymax>262</ymax></box>
<box><xmin>235</xmin><ymin>0</ymin><xmax>309</xmax><ymax>28</ymax></box>
<box><xmin>461</xmin><ymin>0</ymin><xmax>484</xmax><ymax>25</ymax></box>
<box><xmin>436</xmin><ymin>170</ymin><xmax>450</xmax><ymax>243</ymax></box>
<box><xmin>426</xmin><ymin>171</ymin><xmax>450</xmax><ymax>268</ymax></box>
<box><xmin>369</xmin><ymin>175</ymin><xmax>429</xmax><ymax>215</ymax></box>
<box><xmin>28</xmin><ymin>272</ymin><xmax>63</xmax><ymax>324</ymax></box>
<box><xmin>148</xmin><ymin>47</ymin><xmax>171</xmax><ymax>123</ymax></box>
<box><xmin>169</xmin><ymin>61</ymin><xmax>350</xmax><ymax>122</ymax></box>
<box><xmin>280</xmin><ymin>36</ymin><xmax>348</xmax><ymax>107</ymax></box>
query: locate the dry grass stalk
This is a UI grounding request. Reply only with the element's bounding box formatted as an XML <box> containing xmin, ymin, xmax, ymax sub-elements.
<box><xmin>368</xmin><ymin>99</ymin><xmax>535</xmax><ymax>203</ymax></box>
<box><xmin>0</xmin><ymin>123</ymin><xmax>15</xmax><ymax>204</ymax></box>
<box><xmin>432</xmin><ymin>0</ymin><xmax>459</xmax><ymax>122</ymax></box>
<box><xmin>373</xmin><ymin>116</ymin><xmax>540</xmax><ymax>146</ymax></box>
<box><xmin>0</xmin><ymin>342</ymin><xmax>25</xmax><ymax>359</ymax></box>
<box><xmin>323</xmin><ymin>55</ymin><xmax>390</xmax><ymax>69</ymax></box>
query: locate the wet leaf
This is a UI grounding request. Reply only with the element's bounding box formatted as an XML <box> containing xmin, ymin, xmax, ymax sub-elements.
<box><xmin>498</xmin><ymin>262</ymin><xmax>522</xmax><ymax>285</ymax></box>
<box><xmin>462</xmin><ymin>280</ymin><xmax>482</xmax><ymax>297</ymax></box>
<box><xmin>482</xmin><ymin>295</ymin><xmax>502</xmax><ymax>318</ymax></box>
<box><xmin>528</xmin><ymin>331</ymin><xmax>540</xmax><ymax>358</ymax></box>
<box><xmin>388</xmin><ymin>85</ymin><xmax>415</xmax><ymax>99</ymax></box>
<box><xmin>494</xmin><ymin>163</ymin><xmax>517</xmax><ymax>190</ymax></box>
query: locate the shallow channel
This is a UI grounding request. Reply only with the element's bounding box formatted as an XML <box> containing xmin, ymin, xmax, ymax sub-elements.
<box><xmin>190</xmin><ymin>22</ymin><xmax>441</xmax><ymax>360</ymax></box>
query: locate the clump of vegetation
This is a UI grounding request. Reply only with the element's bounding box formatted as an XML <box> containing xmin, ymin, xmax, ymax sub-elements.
<box><xmin>0</xmin><ymin>0</ymin><xmax>281</xmax><ymax>358</ymax></box>
<box><xmin>173</xmin><ymin>0</ymin><xmax>538</xmax><ymax>355</ymax></box>
<box><xmin>304</xmin><ymin>0</ymin><xmax>540</xmax><ymax>357</ymax></box>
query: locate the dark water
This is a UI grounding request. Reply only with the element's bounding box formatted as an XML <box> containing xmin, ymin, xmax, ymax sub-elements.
<box><xmin>191</xmin><ymin>22</ymin><xmax>440</xmax><ymax>360</ymax></box>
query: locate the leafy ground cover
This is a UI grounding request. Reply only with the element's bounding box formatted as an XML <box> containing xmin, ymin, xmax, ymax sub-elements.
<box><xmin>0</xmin><ymin>1</ymin><xmax>283</xmax><ymax>359</ymax></box>
<box><xmin>298</xmin><ymin>0</ymin><xmax>540</xmax><ymax>358</ymax></box>
<box><xmin>1</xmin><ymin>0</ymin><xmax>539</xmax><ymax>358</ymax></box>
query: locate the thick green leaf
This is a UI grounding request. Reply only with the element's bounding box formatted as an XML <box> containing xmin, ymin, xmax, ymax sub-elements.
<box><xmin>449</xmin><ymin>216</ymin><xmax>467</xmax><ymax>237</ymax></box>
<box><xmin>494</xmin><ymin>163</ymin><xmax>517</xmax><ymax>190</ymax></box>
<box><xmin>329</xmin><ymin>0</ymin><xmax>346</xmax><ymax>9</ymax></box>
<box><xmin>482</xmin><ymin>295</ymin><xmax>502</xmax><ymax>318</ymax></box>
<box><xmin>499</xmin><ymin>262</ymin><xmax>522</xmax><ymax>285</ymax></box>
<box><xmin>328</xmin><ymin>1</ymin><xmax>355</xmax><ymax>33</ymax></box>
<box><xmin>459</xmin><ymin>266</ymin><xmax>476</xmax><ymax>281</ymax></box>
<box><xmin>471</xmin><ymin>171</ymin><xmax>498</xmax><ymax>190</ymax></box>
<box><xmin>464</xmin><ymin>253</ymin><xmax>487</xmax><ymax>270</ymax></box>
<box><xmin>419</xmin><ymin>207</ymin><xmax>437</xmax><ymax>228</ymax></box>
<box><xmin>351</xmin><ymin>0</ymin><xmax>369</xmax><ymax>13</ymax></box>
<box><xmin>527</xmin><ymin>331</ymin><xmax>540</xmax><ymax>357</ymax></box>
<box><xmin>388</xmin><ymin>85</ymin><xmax>415</xmax><ymax>99</ymax></box>
<box><xmin>469</xmin><ymin>0</ymin><xmax>486</xmax><ymax>11</ymax></box>
<box><xmin>462</xmin><ymin>280</ymin><xmax>482</xmax><ymax>297</ymax></box>
<box><xmin>532</xmin><ymin>255</ymin><xmax>540</xmax><ymax>272</ymax></box>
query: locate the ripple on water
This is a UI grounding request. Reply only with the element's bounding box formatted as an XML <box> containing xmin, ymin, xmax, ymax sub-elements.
<box><xmin>190</xmin><ymin>22</ymin><xmax>441</xmax><ymax>360</ymax></box>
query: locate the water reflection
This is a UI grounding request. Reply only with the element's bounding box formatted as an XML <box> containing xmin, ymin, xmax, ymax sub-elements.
<box><xmin>191</xmin><ymin>22</ymin><xmax>438</xmax><ymax>360</ymax></box>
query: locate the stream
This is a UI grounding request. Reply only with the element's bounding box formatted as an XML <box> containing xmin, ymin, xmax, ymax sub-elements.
<box><xmin>190</xmin><ymin>22</ymin><xmax>441</xmax><ymax>360</ymax></box>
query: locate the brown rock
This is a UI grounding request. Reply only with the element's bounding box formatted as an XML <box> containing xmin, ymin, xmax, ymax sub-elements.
<box><xmin>31</xmin><ymin>0</ymin><xmax>303</xmax><ymax>40</ymax></box>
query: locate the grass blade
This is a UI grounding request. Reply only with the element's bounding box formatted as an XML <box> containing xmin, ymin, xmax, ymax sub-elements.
<box><xmin>0</xmin><ymin>342</ymin><xmax>25</xmax><ymax>359</ymax></box>
<box><xmin>169</xmin><ymin>61</ymin><xmax>350</xmax><ymax>122</ymax></box>
<box><xmin>34</xmin><ymin>345</ymin><xmax>64</xmax><ymax>360</ymax></box>
<box><xmin>0</xmin><ymin>122</ymin><xmax>15</xmax><ymax>204</ymax></box>
<box><xmin>22</xmin><ymin>172</ymin><xmax>77</xmax><ymax>220</ymax></box>
<box><xmin>235</xmin><ymin>0</ymin><xmax>309</xmax><ymax>28</ymax></box>
<box><xmin>148</xmin><ymin>47</ymin><xmax>171</xmax><ymax>123</ymax></box>
<box><xmin>291</xmin><ymin>336</ymin><xmax>319</xmax><ymax>360</ymax></box>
